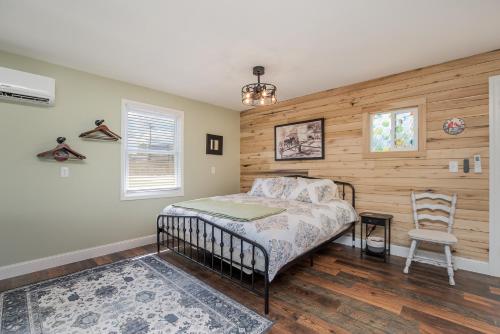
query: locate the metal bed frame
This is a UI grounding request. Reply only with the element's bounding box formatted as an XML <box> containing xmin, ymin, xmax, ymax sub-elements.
<box><xmin>156</xmin><ymin>175</ymin><xmax>356</xmax><ymax>314</ymax></box>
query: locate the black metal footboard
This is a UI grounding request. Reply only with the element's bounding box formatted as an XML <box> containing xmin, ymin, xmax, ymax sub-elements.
<box><xmin>156</xmin><ymin>215</ymin><xmax>271</xmax><ymax>313</ymax></box>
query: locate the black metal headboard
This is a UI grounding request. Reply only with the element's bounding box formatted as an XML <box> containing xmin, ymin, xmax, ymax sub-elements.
<box><xmin>285</xmin><ymin>175</ymin><xmax>355</xmax><ymax>208</ymax></box>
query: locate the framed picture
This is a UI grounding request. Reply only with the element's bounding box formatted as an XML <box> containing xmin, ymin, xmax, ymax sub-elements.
<box><xmin>275</xmin><ymin>118</ymin><xmax>325</xmax><ymax>161</ymax></box>
<box><xmin>206</xmin><ymin>134</ymin><xmax>223</xmax><ymax>155</ymax></box>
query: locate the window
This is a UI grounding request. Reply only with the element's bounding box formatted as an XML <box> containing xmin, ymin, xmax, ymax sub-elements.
<box><xmin>121</xmin><ymin>100</ymin><xmax>183</xmax><ymax>200</ymax></box>
<box><xmin>363</xmin><ymin>98</ymin><xmax>426</xmax><ymax>158</ymax></box>
<box><xmin>370</xmin><ymin>107</ymin><xmax>418</xmax><ymax>152</ymax></box>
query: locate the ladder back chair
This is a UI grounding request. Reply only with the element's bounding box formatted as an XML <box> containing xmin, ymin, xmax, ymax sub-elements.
<box><xmin>404</xmin><ymin>192</ymin><xmax>458</xmax><ymax>285</ymax></box>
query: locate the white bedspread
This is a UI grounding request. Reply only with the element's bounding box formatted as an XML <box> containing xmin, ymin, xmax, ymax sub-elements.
<box><xmin>162</xmin><ymin>193</ymin><xmax>358</xmax><ymax>281</ymax></box>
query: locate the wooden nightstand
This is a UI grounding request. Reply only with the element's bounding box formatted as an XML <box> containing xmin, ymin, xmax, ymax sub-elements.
<box><xmin>360</xmin><ymin>212</ymin><xmax>393</xmax><ymax>262</ymax></box>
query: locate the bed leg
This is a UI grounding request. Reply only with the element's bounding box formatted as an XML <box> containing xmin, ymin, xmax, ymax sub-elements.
<box><xmin>157</xmin><ymin>228</ymin><xmax>161</xmax><ymax>253</ymax></box>
<box><xmin>156</xmin><ymin>217</ymin><xmax>161</xmax><ymax>254</ymax></box>
<box><xmin>264</xmin><ymin>275</ymin><xmax>270</xmax><ymax>315</ymax></box>
<box><xmin>352</xmin><ymin>223</ymin><xmax>356</xmax><ymax>248</ymax></box>
<box><xmin>264</xmin><ymin>284</ymin><xmax>269</xmax><ymax>315</ymax></box>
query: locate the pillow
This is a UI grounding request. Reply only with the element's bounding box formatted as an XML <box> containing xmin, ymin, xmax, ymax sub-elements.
<box><xmin>300</xmin><ymin>177</ymin><xmax>340</xmax><ymax>202</ymax></box>
<box><xmin>282</xmin><ymin>177</ymin><xmax>339</xmax><ymax>203</ymax></box>
<box><xmin>248</xmin><ymin>177</ymin><xmax>287</xmax><ymax>198</ymax></box>
<box><xmin>280</xmin><ymin>177</ymin><xmax>306</xmax><ymax>200</ymax></box>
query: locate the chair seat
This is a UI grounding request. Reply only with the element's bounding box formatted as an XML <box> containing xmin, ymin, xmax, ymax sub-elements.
<box><xmin>408</xmin><ymin>229</ymin><xmax>457</xmax><ymax>244</ymax></box>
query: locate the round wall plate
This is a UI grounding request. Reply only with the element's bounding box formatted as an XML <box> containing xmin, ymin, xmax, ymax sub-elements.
<box><xmin>443</xmin><ymin>117</ymin><xmax>465</xmax><ymax>135</ymax></box>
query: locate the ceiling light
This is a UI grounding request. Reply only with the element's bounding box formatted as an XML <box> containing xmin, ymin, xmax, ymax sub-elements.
<box><xmin>241</xmin><ymin>66</ymin><xmax>277</xmax><ymax>107</ymax></box>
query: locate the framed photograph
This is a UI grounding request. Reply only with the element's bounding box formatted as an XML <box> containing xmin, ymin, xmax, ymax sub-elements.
<box><xmin>206</xmin><ymin>134</ymin><xmax>223</xmax><ymax>155</ymax></box>
<box><xmin>275</xmin><ymin>118</ymin><xmax>325</xmax><ymax>161</ymax></box>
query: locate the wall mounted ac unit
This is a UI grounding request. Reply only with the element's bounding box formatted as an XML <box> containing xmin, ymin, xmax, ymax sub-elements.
<box><xmin>0</xmin><ymin>67</ymin><xmax>55</xmax><ymax>106</ymax></box>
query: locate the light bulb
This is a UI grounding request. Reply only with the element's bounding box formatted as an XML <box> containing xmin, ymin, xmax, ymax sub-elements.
<box><xmin>260</xmin><ymin>99</ymin><xmax>265</xmax><ymax>105</ymax></box>
<box><xmin>262</xmin><ymin>90</ymin><xmax>267</xmax><ymax>97</ymax></box>
<box><xmin>245</xmin><ymin>93</ymin><xmax>251</xmax><ymax>98</ymax></box>
<box><xmin>244</xmin><ymin>98</ymin><xmax>250</xmax><ymax>104</ymax></box>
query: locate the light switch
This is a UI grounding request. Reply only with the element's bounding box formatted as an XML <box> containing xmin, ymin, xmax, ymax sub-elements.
<box><xmin>210</xmin><ymin>166</ymin><xmax>216</xmax><ymax>175</ymax></box>
<box><xmin>474</xmin><ymin>154</ymin><xmax>482</xmax><ymax>173</ymax></box>
<box><xmin>449</xmin><ymin>161</ymin><xmax>458</xmax><ymax>173</ymax></box>
<box><xmin>60</xmin><ymin>166</ymin><xmax>69</xmax><ymax>178</ymax></box>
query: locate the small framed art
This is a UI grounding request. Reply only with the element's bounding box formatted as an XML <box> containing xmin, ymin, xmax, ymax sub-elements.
<box><xmin>206</xmin><ymin>134</ymin><xmax>223</xmax><ymax>155</ymax></box>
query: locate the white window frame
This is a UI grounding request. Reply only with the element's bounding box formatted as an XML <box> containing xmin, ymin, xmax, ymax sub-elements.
<box><xmin>369</xmin><ymin>107</ymin><xmax>419</xmax><ymax>153</ymax></box>
<box><xmin>121</xmin><ymin>99</ymin><xmax>184</xmax><ymax>200</ymax></box>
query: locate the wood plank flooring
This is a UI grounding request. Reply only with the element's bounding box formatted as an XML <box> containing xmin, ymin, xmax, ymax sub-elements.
<box><xmin>1</xmin><ymin>243</ymin><xmax>499</xmax><ymax>333</ymax></box>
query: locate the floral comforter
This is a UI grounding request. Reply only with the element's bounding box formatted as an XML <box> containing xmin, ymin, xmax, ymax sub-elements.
<box><xmin>162</xmin><ymin>193</ymin><xmax>358</xmax><ymax>281</ymax></box>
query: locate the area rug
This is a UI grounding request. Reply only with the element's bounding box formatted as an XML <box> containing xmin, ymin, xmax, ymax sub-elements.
<box><xmin>0</xmin><ymin>255</ymin><xmax>272</xmax><ymax>333</ymax></box>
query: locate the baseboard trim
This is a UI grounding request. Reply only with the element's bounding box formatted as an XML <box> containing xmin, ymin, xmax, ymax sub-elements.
<box><xmin>0</xmin><ymin>234</ymin><xmax>156</xmax><ymax>281</ymax></box>
<box><xmin>334</xmin><ymin>236</ymin><xmax>493</xmax><ymax>277</ymax></box>
<box><xmin>0</xmin><ymin>234</ymin><xmax>493</xmax><ymax>281</ymax></box>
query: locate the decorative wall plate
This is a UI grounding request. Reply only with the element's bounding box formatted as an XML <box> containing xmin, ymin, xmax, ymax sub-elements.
<box><xmin>443</xmin><ymin>117</ymin><xmax>465</xmax><ymax>135</ymax></box>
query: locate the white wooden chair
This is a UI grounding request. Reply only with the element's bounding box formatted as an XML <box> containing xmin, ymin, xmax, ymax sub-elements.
<box><xmin>403</xmin><ymin>192</ymin><xmax>458</xmax><ymax>285</ymax></box>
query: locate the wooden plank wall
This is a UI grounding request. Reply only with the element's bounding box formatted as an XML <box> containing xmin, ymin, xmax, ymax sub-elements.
<box><xmin>240</xmin><ymin>50</ymin><xmax>500</xmax><ymax>261</ymax></box>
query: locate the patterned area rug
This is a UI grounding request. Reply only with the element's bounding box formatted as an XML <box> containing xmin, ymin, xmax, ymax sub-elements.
<box><xmin>0</xmin><ymin>255</ymin><xmax>272</xmax><ymax>333</ymax></box>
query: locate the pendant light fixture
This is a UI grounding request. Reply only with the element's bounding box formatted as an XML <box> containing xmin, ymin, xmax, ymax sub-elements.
<box><xmin>241</xmin><ymin>66</ymin><xmax>277</xmax><ymax>106</ymax></box>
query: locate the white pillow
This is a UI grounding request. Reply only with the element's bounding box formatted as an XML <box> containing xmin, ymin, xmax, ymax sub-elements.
<box><xmin>301</xmin><ymin>177</ymin><xmax>340</xmax><ymax>202</ymax></box>
<box><xmin>282</xmin><ymin>177</ymin><xmax>339</xmax><ymax>203</ymax></box>
<box><xmin>248</xmin><ymin>177</ymin><xmax>287</xmax><ymax>198</ymax></box>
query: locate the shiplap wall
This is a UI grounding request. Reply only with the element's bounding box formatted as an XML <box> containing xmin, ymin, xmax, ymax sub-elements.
<box><xmin>240</xmin><ymin>50</ymin><xmax>500</xmax><ymax>261</ymax></box>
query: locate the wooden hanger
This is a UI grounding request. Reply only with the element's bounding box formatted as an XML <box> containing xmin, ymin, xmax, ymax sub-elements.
<box><xmin>79</xmin><ymin>120</ymin><xmax>121</xmax><ymax>141</ymax></box>
<box><xmin>37</xmin><ymin>137</ymin><xmax>86</xmax><ymax>161</ymax></box>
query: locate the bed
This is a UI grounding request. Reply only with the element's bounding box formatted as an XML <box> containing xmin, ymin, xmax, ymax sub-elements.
<box><xmin>156</xmin><ymin>175</ymin><xmax>357</xmax><ymax>314</ymax></box>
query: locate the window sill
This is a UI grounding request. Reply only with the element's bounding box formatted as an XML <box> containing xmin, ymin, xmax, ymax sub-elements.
<box><xmin>121</xmin><ymin>188</ymin><xmax>184</xmax><ymax>201</ymax></box>
<box><xmin>362</xmin><ymin>150</ymin><xmax>426</xmax><ymax>159</ymax></box>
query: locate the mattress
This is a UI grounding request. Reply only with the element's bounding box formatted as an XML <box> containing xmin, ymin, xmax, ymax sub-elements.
<box><xmin>161</xmin><ymin>193</ymin><xmax>358</xmax><ymax>281</ymax></box>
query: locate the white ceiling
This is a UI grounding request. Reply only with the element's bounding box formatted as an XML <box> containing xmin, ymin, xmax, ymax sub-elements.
<box><xmin>1</xmin><ymin>1</ymin><xmax>500</xmax><ymax>111</ymax></box>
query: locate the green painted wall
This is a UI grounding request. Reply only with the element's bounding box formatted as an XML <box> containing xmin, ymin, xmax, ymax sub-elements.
<box><xmin>0</xmin><ymin>51</ymin><xmax>240</xmax><ymax>266</ymax></box>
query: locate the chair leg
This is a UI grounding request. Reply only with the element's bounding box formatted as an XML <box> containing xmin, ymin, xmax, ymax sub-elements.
<box><xmin>444</xmin><ymin>245</ymin><xmax>455</xmax><ymax>286</ymax></box>
<box><xmin>404</xmin><ymin>240</ymin><xmax>418</xmax><ymax>274</ymax></box>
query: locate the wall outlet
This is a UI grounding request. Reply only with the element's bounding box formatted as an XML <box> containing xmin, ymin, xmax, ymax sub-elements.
<box><xmin>210</xmin><ymin>166</ymin><xmax>216</xmax><ymax>175</ymax></box>
<box><xmin>449</xmin><ymin>161</ymin><xmax>458</xmax><ymax>173</ymax></box>
<box><xmin>60</xmin><ymin>166</ymin><xmax>69</xmax><ymax>178</ymax></box>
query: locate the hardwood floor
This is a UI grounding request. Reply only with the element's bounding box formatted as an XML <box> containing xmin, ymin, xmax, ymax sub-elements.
<box><xmin>1</xmin><ymin>243</ymin><xmax>500</xmax><ymax>333</ymax></box>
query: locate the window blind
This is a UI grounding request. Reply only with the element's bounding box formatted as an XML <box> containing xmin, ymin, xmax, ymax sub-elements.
<box><xmin>124</xmin><ymin>107</ymin><xmax>180</xmax><ymax>196</ymax></box>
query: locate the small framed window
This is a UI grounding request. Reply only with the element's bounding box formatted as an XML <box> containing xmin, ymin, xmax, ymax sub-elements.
<box><xmin>363</xmin><ymin>98</ymin><xmax>426</xmax><ymax>158</ymax></box>
<box><xmin>121</xmin><ymin>99</ymin><xmax>184</xmax><ymax>200</ymax></box>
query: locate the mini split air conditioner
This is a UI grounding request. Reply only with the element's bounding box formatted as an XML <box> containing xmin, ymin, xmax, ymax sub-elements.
<box><xmin>0</xmin><ymin>67</ymin><xmax>55</xmax><ymax>106</ymax></box>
